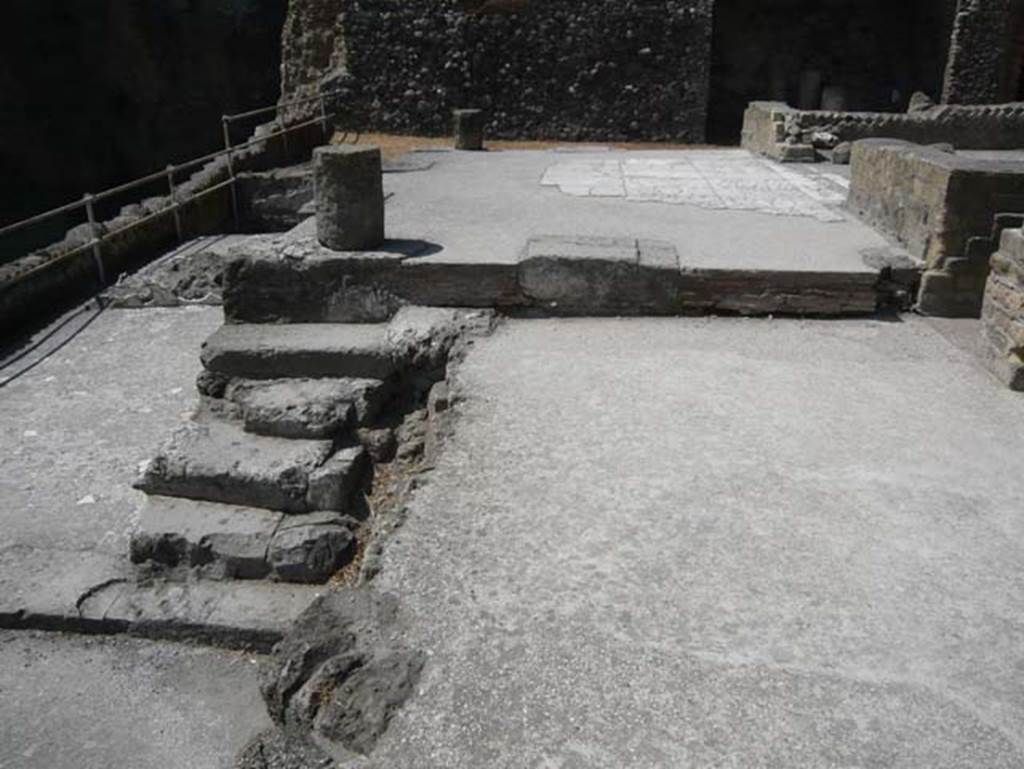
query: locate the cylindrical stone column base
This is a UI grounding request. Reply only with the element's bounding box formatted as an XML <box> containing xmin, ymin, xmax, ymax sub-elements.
<box><xmin>314</xmin><ymin>145</ymin><xmax>384</xmax><ymax>251</ymax></box>
<box><xmin>453</xmin><ymin>109</ymin><xmax>485</xmax><ymax>151</ymax></box>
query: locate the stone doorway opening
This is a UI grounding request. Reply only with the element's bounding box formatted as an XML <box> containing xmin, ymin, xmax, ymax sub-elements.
<box><xmin>707</xmin><ymin>0</ymin><xmax>957</xmax><ymax>144</ymax></box>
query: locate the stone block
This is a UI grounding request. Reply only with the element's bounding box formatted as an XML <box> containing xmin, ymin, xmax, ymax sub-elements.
<box><xmin>315</xmin><ymin>145</ymin><xmax>385</xmax><ymax>251</ymax></box>
<box><xmin>134</xmin><ymin>420</ymin><xmax>336</xmax><ymax>514</ymax></box>
<box><xmin>201</xmin><ymin>323</ymin><xmax>398</xmax><ymax>381</ymax></box>
<box><xmin>267</xmin><ymin>512</ymin><xmax>359</xmax><ymax>583</ymax></box>
<box><xmin>453</xmin><ymin>109</ymin><xmax>485</xmax><ymax>150</ymax></box>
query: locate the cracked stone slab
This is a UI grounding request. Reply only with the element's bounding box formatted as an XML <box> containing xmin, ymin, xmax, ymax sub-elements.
<box><xmin>134</xmin><ymin>419</ymin><xmax>343</xmax><ymax>514</ymax></box>
<box><xmin>78</xmin><ymin>578</ymin><xmax>325</xmax><ymax>651</ymax></box>
<box><xmin>225</xmin><ymin>377</ymin><xmax>390</xmax><ymax>438</ymax></box>
<box><xmin>0</xmin><ymin>545</ymin><xmax>130</xmax><ymax>631</ymax></box>
<box><xmin>201</xmin><ymin>323</ymin><xmax>397</xmax><ymax>380</ymax></box>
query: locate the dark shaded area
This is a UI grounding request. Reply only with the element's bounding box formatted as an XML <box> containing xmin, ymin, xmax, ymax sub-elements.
<box><xmin>708</xmin><ymin>0</ymin><xmax>957</xmax><ymax>143</ymax></box>
<box><xmin>0</xmin><ymin>0</ymin><xmax>288</xmax><ymax>232</ymax></box>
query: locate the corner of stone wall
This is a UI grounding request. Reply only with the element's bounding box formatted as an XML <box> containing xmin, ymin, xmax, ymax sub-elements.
<box><xmin>981</xmin><ymin>227</ymin><xmax>1024</xmax><ymax>390</ymax></box>
<box><xmin>740</xmin><ymin>102</ymin><xmax>816</xmax><ymax>162</ymax></box>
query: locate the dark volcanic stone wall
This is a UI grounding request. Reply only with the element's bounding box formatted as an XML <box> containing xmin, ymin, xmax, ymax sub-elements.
<box><xmin>0</xmin><ymin>0</ymin><xmax>288</xmax><ymax>227</ymax></box>
<box><xmin>942</xmin><ymin>0</ymin><xmax>1024</xmax><ymax>104</ymax></box>
<box><xmin>282</xmin><ymin>0</ymin><xmax>714</xmax><ymax>143</ymax></box>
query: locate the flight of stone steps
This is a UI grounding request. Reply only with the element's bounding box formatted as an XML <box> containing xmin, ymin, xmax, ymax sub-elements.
<box><xmin>130</xmin><ymin>306</ymin><xmax>489</xmax><ymax>585</ymax></box>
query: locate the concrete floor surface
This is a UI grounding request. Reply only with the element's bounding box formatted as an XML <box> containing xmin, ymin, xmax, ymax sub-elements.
<box><xmin>362</xmin><ymin>315</ymin><xmax>1024</xmax><ymax>768</ymax></box>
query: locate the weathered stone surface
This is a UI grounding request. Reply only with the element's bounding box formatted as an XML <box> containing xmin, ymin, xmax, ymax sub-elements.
<box><xmin>848</xmin><ymin>140</ymin><xmax>1024</xmax><ymax>317</ymax></box>
<box><xmin>453</xmin><ymin>109</ymin><xmax>485</xmax><ymax>150</ymax></box>
<box><xmin>981</xmin><ymin>227</ymin><xmax>1024</xmax><ymax>390</ymax></box>
<box><xmin>742</xmin><ymin>101</ymin><xmax>1024</xmax><ymax>163</ymax></box>
<box><xmin>238</xmin><ymin>164</ymin><xmax>315</xmax><ymax>232</ymax></box>
<box><xmin>279</xmin><ymin>0</ymin><xmax>714</xmax><ymax>143</ymax></box>
<box><xmin>306</xmin><ymin>445</ymin><xmax>369</xmax><ymax>513</ymax></box>
<box><xmin>315</xmin><ymin>145</ymin><xmax>385</xmax><ymax>251</ymax></box>
<box><xmin>234</xmin><ymin>728</ymin><xmax>335</xmax><ymax>769</ymax></box>
<box><xmin>677</xmin><ymin>269</ymin><xmax>880</xmax><ymax>315</ymax></box>
<box><xmin>129</xmin><ymin>495</ymin><xmax>282</xmax><ymax>579</ymax></box>
<box><xmin>356</xmin><ymin>427</ymin><xmax>397</xmax><ymax>464</ymax></box>
<box><xmin>832</xmin><ymin>141</ymin><xmax>853</xmax><ymax>165</ymax></box>
<box><xmin>518</xmin><ymin>236</ymin><xmax>682</xmax><ymax>315</ymax></box>
<box><xmin>201</xmin><ymin>323</ymin><xmax>397</xmax><ymax>381</ymax></box>
<box><xmin>78</xmin><ymin>578</ymin><xmax>323</xmax><ymax>652</ymax></box>
<box><xmin>268</xmin><ymin>513</ymin><xmax>359</xmax><ymax>584</ymax></box>
<box><xmin>225</xmin><ymin>377</ymin><xmax>389</xmax><ymax>438</ymax></box>
<box><xmin>134</xmin><ymin>419</ymin><xmax>336</xmax><ymax>514</ymax></box>
<box><xmin>104</xmin><ymin>235</ymin><xmax>255</xmax><ymax>308</ymax></box>
<box><xmin>907</xmin><ymin>90</ymin><xmax>936</xmax><ymax>113</ymax></box>
<box><xmin>260</xmin><ymin>588</ymin><xmax>423</xmax><ymax>755</ymax></box>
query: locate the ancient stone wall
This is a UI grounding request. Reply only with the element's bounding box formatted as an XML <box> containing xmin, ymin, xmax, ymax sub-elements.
<box><xmin>847</xmin><ymin>139</ymin><xmax>1024</xmax><ymax>317</ymax></box>
<box><xmin>742</xmin><ymin>101</ymin><xmax>1024</xmax><ymax>162</ymax></box>
<box><xmin>982</xmin><ymin>226</ymin><xmax>1024</xmax><ymax>388</ymax></box>
<box><xmin>280</xmin><ymin>0</ymin><xmax>714</xmax><ymax>142</ymax></box>
<box><xmin>942</xmin><ymin>0</ymin><xmax>1024</xmax><ymax>104</ymax></box>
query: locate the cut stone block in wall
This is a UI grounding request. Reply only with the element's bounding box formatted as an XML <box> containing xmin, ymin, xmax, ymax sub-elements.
<box><xmin>981</xmin><ymin>227</ymin><xmax>1024</xmax><ymax>390</ymax></box>
<box><xmin>847</xmin><ymin>140</ymin><xmax>1024</xmax><ymax>317</ymax></box>
<box><xmin>742</xmin><ymin>101</ymin><xmax>1024</xmax><ymax>164</ymax></box>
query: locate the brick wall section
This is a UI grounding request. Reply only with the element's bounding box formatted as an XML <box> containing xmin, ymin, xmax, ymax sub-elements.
<box><xmin>942</xmin><ymin>0</ymin><xmax>1020</xmax><ymax>104</ymax></box>
<box><xmin>982</xmin><ymin>227</ymin><xmax>1024</xmax><ymax>389</ymax></box>
<box><xmin>281</xmin><ymin>0</ymin><xmax>714</xmax><ymax>143</ymax></box>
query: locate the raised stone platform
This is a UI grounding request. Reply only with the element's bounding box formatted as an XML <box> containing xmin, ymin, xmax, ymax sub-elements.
<box><xmin>220</xmin><ymin>149</ymin><xmax>913</xmax><ymax>318</ymax></box>
<box><xmin>847</xmin><ymin>140</ymin><xmax>1024</xmax><ymax>317</ymax></box>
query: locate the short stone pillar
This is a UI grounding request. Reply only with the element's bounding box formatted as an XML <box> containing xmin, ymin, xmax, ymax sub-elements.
<box><xmin>453</xmin><ymin>109</ymin><xmax>485</xmax><ymax>151</ymax></box>
<box><xmin>314</xmin><ymin>145</ymin><xmax>384</xmax><ymax>251</ymax></box>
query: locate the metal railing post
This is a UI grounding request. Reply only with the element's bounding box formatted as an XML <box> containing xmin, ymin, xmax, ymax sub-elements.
<box><xmin>277</xmin><ymin>116</ymin><xmax>290</xmax><ymax>159</ymax></box>
<box><xmin>319</xmin><ymin>94</ymin><xmax>329</xmax><ymax>139</ymax></box>
<box><xmin>222</xmin><ymin>115</ymin><xmax>241</xmax><ymax>230</ymax></box>
<box><xmin>83</xmin><ymin>193</ymin><xmax>106</xmax><ymax>285</ymax></box>
<box><xmin>166</xmin><ymin>164</ymin><xmax>183</xmax><ymax>242</ymax></box>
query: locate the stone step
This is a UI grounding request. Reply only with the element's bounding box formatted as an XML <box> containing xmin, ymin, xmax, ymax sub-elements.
<box><xmin>129</xmin><ymin>496</ymin><xmax>360</xmax><ymax>584</ymax></box>
<box><xmin>223</xmin><ymin>376</ymin><xmax>389</xmax><ymax>439</ymax></box>
<box><xmin>134</xmin><ymin>419</ymin><xmax>368</xmax><ymax>514</ymax></box>
<box><xmin>77</xmin><ymin>576</ymin><xmax>326</xmax><ymax>652</ymax></box>
<box><xmin>201</xmin><ymin>323</ymin><xmax>397</xmax><ymax>380</ymax></box>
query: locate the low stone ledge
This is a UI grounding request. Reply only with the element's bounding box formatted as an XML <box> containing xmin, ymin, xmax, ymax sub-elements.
<box><xmin>742</xmin><ymin>101</ymin><xmax>1024</xmax><ymax>164</ymax></box>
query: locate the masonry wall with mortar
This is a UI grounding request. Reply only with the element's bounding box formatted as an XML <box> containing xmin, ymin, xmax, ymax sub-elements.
<box><xmin>942</xmin><ymin>0</ymin><xmax>1024</xmax><ymax>104</ymax></box>
<box><xmin>280</xmin><ymin>0</ymin><xmax>714</xmax><ymax>142</ymax></box>
<box><xmin>847</xmin><ymin>139</ymin><xmax>1024</xmax><ymax>317</ymax></box>
<box><xmin>982</xmin><ymin>226</ymin><xmax>1024</xmax><ymax>389</ymax></box>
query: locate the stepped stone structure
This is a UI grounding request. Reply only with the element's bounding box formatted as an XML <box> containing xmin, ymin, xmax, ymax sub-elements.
<box><xmin>847</xmin><ymin>140</ymin><xmax>1024</xmax><ymax>317</ymax></box>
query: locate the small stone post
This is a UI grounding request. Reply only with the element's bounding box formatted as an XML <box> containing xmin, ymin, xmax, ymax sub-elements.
<box><xmin>314</xmin><ymin>145</ymin><xmax>384</xmax><ymax>251</ymax></box>
<box><xmin>453</xmin><ymin>109</ymin><xmax>485</xmax><ymax>151</ymax></box>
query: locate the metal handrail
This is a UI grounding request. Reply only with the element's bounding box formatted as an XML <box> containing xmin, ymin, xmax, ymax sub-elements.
<box><xmin>0</xmin><ymin>89</ymin><xmax>342</xmax><ymax>280</ymax></box>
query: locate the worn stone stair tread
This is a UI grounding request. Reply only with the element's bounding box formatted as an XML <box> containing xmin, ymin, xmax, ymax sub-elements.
<box><xmin>201</xmin><ymin>323</ymin><xmax>396</xmax><ymax>380</ymax></box>
<box><xmin>130</xmin><ymin>496</ymin><xmax>360</xmax><ymax>584</ymax></box>
<box><xmin>135</xmin><ymin>419</ymin><xmax>367</xmax><ymax>514</ymax></box>
<box><xmin>77</xmin><ymin>577</ymin><xmax>327</xmax><ymax>651</ymax></box>
<box><xmin>225</xmin><ymin>376</ymin><xmax>389</xmax><ymax>438</ymax></box>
